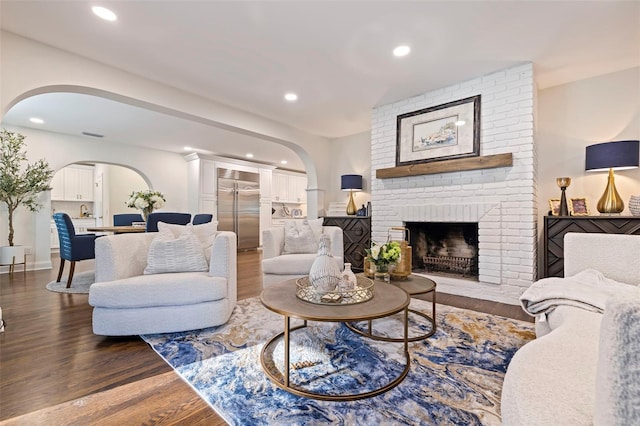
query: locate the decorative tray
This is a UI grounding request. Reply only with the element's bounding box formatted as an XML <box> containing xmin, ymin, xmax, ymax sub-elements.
<box><xmin>295</xmin><ymin>276</ymin><xmax>374</xmax><ymax>305</ymax></box>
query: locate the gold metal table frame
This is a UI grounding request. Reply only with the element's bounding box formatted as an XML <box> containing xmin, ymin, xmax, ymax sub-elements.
<box><xmin>260</xmin><ymin>280</ymin><xmax>411</xmax><ymax>401</ymax></box>
<box><xmin>346</xmin><ymin>274</ymin><xmax>437</xmax><ymax>342</ymax></box>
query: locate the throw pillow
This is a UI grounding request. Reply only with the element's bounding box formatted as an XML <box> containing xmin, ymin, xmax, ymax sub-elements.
<box><xmin>144</xmin><ymin>226</ymin><xmax>208</xmax><ymax>274</ymax></box>
<box><xmin>157</xmin><ymin>221</ymin><xmax>218</xmax><ymax>262</ymax></box>
<box><xmin>283</xmin><ymin>219</ymin><xmax>321</xmax><ymax>254</ymax></box>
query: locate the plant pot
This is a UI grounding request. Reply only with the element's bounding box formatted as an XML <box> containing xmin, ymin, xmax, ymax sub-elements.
<box><xmin>0</xmin><ymin>245</ymin><xmax>25</xmax><ymax>265</ymax></box>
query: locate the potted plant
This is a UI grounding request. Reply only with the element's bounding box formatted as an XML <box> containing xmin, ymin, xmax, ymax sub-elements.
<box><xmin>0</xmin><ymin>129</ymin><xmax>54</xmax><ymax>266</ymax></box>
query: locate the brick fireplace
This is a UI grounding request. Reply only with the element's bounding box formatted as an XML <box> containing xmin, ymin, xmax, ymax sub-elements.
<box><xmin>370</xmin><ymin>63</ymin><xmax>537</xmax><ymax>304</ymax></box>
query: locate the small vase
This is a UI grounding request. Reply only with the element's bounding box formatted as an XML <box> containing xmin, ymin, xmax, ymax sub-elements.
<box><xmin>141</xmin><ymin>207</ymin><xmax>153</xmax><ymax>222</ymax></box>
<box><xmin>629</xmin><ymin>195</ymin><xmax>640</xmax><ymax>216</ymax></box>
<box><xmin>373</xmin><ymin>263</ymin><xmax>390</xmax><ymax>283</ymax></box>
<box><xmin>339</xmin><ymin>263</ymin><xmax>357</xmax><ymax>291</ymax></box>
<box><xmin>309</xmin><ymin>234</ymin><xmax>341</xmax><ymax>292</ymax></box>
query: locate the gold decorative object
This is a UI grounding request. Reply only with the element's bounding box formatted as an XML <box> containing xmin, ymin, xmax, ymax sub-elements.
<box><xmin>295</xmin><ymin>276</ymin><xmax>374</xmax><ymax>305</ymax></box>
<box><xmin>596</xmin><ymin>169</ymin><xmax>624</xmax><ymax>214</ymax></box>
<box><xmin>556</xmin><ymin>177</ymin><xmax>571</xmax><ymax>216</ymax></box>
<box><xmin>346</xmin><ymin>191</ymin><xmax>357</xmax><ymax>215</ymax></box>
<box><xmin>388</xmin><ymin>227</ymin><xmax>412</xmax><ymax>281</ymax></box>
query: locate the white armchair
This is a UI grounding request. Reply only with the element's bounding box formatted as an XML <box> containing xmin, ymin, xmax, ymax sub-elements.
<box><xmin>262</xmin><ymin>225</ymin><xmax>344</xmax><ymax>287</ymax></box>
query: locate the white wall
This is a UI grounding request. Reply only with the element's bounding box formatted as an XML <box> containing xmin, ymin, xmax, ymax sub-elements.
<box><xmin>0</xmin><ymin>125</ymin><xmax>190</xmax><ymax>271</ymax></box>
<box><xmin>328</xmin><ymin>131</ymin><xmax>372</xmax><ymax>211</ymax></box>
<box><xmin>537</xmin><ymin>66</ymin><xmax>640</xmax><ymax>274</ymax></box>
<box><xmin>107</xmin><ymin>165</ymin><xmax>149</xmax><ymax>221</ymax></box>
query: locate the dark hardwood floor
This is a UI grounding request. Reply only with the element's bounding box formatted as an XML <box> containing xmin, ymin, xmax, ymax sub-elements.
<box><xmin>0</xmin><ymin>250</ymin><xmax>531</xmax><ymax>423</ymax></box>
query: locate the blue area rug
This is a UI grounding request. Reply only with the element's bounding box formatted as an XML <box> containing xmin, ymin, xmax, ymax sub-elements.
<box><xmin>141</xmin><ymin>297</ymin><xmax>534</xmax><ymax>425</ymax></box>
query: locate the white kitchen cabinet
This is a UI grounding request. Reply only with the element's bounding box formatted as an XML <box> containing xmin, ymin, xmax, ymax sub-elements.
<box><xmin>50</xmin><ymin>221</ymin><xmax>59</xmax><ymax>249</ymax></box>
<box><xmin>51</xmin><ymin>165</ymin><xmax>94</xmax><ymax>201</ymax></box>
<box><xmin>272</xmin><ymin>173</ymin><xmax>289</xmax><ymax>202</ymax></box>
<box><xmin>290</xmin><ymin>175</ymin><xmax>307</xmax><ymax>203</ymax></box>
<box><xmin>50</xmin><ymin>172</ymin><xmax>65</xmax><ymax>200</ymax></box>
<box><xmin>272</xmin><ymin>172</ymin><xmax>307</xmax><ymax>203</ymax></box>
<box><xmin>71</xmin><ymin>218</ymin><xmax>96</xmax><ymax>234</ymax></box>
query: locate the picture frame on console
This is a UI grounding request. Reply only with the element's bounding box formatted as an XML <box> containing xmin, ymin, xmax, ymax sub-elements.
<box><xmin>548</xmin><ymin>198</ymin><xmax>561</xmax><ymax>216</ymax></box>
<box><xmin>395</xmin><ymin>95</ymin><xmax>481</xmax><ymax>166</ymax></box>
<box><xmin>569</xmin><ymin>197</ymin><xmax>589</xmax><ymax>216</ymax></box>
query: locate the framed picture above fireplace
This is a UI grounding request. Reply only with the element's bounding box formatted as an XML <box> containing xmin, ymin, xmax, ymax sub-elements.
<box><xmin>395</xmin><ymin>95</ymin><xmax>481</xmax><ymax>166</ymax></box>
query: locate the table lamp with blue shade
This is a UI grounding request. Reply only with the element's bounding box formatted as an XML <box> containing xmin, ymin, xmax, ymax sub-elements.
<box><xmin>341</xmin><ymin>174</ymin><xmax>363</xmax><ymax>215</ymax></box>
<box><xmin>585</xmin><ymin>140</ymin><xmax>639</xmax><ymax>214</ymax></box>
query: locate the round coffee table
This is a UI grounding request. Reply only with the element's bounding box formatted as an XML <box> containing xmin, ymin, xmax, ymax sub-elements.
<box><xmin>346</xmin><ymin>274</ymin><xmax>437</xmax><ymax>342</ymax></box>
<box><xmin>260</xmin><ymin>279</ymin><xmax>411</xmax><ymax>401</ymax></box>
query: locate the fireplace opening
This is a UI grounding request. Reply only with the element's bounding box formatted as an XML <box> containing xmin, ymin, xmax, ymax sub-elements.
<box><xmin>406</xmin><ymin>222</ymin><xmax>479</xmax><ymax>280</ymax></box>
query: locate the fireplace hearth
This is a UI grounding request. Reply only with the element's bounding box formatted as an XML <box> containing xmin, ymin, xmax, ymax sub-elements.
<box><xmin>407</xmin><ymin>222</ymin><xmax>479</xmax><ymax>280</ymax></box>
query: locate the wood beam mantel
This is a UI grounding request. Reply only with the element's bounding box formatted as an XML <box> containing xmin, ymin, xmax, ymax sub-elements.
<box><xmin>375</xmin><ymin>153</ymin><xmax>513</xmax><ymax>179</ymax></box>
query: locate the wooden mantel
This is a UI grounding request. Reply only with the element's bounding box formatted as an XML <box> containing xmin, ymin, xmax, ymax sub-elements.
<box><xmin>376</xmin><ymin>153</ymin><xmax>513</xmax><ymax>179</ymax></box>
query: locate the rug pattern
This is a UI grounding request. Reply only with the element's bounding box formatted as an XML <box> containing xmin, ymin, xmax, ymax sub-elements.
<box><xmin>45</xmin><ymin>271</ymin><xmax>95</xmax><ymax>294</ymax></box>
<box><xmin>142</xmin><ymin>297</ymin><xmax>534</xmax><ymax>425</ymax></box>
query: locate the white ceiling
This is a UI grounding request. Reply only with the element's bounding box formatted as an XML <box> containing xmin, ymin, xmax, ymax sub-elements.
<box><xmin>1</xmin><ymin>1</ymin><xmax>638</xmax><ymax>170</ymax></box>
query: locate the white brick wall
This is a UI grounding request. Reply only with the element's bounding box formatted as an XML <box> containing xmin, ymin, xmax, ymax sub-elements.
<box><xmin>371</xmin><ymin>63</ymin><xmax>537</xmax><ymax>303</ymax></box>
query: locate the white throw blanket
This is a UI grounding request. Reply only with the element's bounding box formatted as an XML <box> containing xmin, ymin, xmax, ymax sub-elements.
<box><xmin>520</xmin><ymin>269</ymin><xmax>640</xmax><ymax>317</ymax></box>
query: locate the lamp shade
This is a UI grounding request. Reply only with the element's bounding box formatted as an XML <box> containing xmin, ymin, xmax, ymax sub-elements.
<box><xmin>341</xmin><ymin>174</ymin><xmax>363</xmax><ymax>191</ymax></box>
<box><xmin>585</xmin><ymin>140</ymin><xmax>640</xmax><ymax>172</ymax></box>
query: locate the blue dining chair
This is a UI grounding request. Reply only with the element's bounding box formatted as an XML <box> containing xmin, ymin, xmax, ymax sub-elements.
<box><xmin>113</xmin><ymin>213</ymin><xmax>144</xmax><ymax>226</ymax></box>
<box><xmin>53</xmin><ymin>213</ymin><xmax>99</xmax><ymax>288</ymax></box>
<box><xmin>145</xmin><ymin>212</ymin><xmax>192</xmax><ymax>232</ymax></box>
<box><xmin>192</xmin><ymin>213</ymin><xmax>213</xmax><ymax>225</ymax></box>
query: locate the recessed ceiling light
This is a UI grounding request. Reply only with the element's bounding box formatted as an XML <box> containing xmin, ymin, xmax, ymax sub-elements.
<box><xmin>184</xmin><ymin>146</ymin><xmax>193</xmax><ymax>151</ymax></box>
<box><xmin>281</xmin><ymin>160</ymin><xmax>288</xmax><ymax>164</ymax></box>
<box><xmin>29</xmin><ymin>117</ymin><xmax>44</xmax><ymax>124</ymax></box>
<box><xmin>246</xmin><ymin>153</ymin><xmax>254</xmax><ymax>158</ymax></box>
<box><xmin>455</xmin><ymin>120</ymin><xmax>466</xmax><ymax>126</ymax></box>
<box><xmin>393</xmin><ymin>45</ymin><xmax>411</xmax><ymax>57</ymax></box>
<box><xmin>284</xmin><ymin>93</ymin><xmax>298</xmax><ymax>102</ymax></box>
<box><xmin>92</xmin><ymin>6</ymin><xmax>117</xmax><ymax>21</ymax></box>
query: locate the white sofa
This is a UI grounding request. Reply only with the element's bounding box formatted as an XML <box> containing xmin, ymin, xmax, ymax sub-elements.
<box><xmin>262</xmin><ymin>225</ymin><xmax>343</xmax><ymax>287</ymax></box>
<box><xmin>88</xmin><ymin>231</ymin><xmax>237</xmax><ymax>336</ymax></box>
<box><xmin>501</xmin><ymin>233</ymin><xmax>640</xmax><ymax>425</ymax></box>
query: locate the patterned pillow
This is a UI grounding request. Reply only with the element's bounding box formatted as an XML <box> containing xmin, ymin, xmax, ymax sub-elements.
<box><xmin>283</xmin><ymin>219</ymin><xmax>321</xmax><ymax>254</ymax></box>
<box><xmin>144</xmin><ymin>226</ymin><xmax>208</xmax><ymax>274</ymax></box>
<box><xmin>157</xmin><ymin>221</ymin><xmax>218</xmax><ymax>262</ymax></box>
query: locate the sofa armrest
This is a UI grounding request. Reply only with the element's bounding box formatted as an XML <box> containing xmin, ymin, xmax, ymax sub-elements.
<box><xmin>95</xmin><ymin>233</ymin><xmax>155</xmax><ymax>282</ymax></box>
<box><xmin>209</xmin><ymin>231</ymin><xmax>237</xmax><ymax>304</ymax></box>
<box><xmin>262</xmin><ymin>227</ymin><xmax>285</xmax><ymax>259</ymax></box>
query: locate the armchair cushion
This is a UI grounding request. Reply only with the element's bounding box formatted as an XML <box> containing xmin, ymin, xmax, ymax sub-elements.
<box><xmin>143</xmin><ymin>227</ymin><xmax>208</xmax><ymax>274</ymax></box>
<box><xmin>262</xmin><ymin>253</ymin><xmax>318</xmax><ymax>275</ymax></box>
<box><xmin>283</xmin><ymin>219</ymin><xmax>322</xmax><ymax>254</ymax></box>
<box><xmin>158</xmin><ymin>221</ymin><xmax>218</xmax><ymax>262</ymax></box>
<box><xmin>89</xmin><ymin>273</ymin><xmax>228</xmax><ymax>308</ymax></box>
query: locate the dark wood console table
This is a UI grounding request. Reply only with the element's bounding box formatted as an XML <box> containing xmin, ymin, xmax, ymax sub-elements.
<box><xmin>543</xmin><ymin>216</ymin><xmax>640</xmax><ymax>278</ymax></box>
<box><xmin>322</xmin><ymin>216</ymin><xmax>371</xmax><ymax>272</ymax></box>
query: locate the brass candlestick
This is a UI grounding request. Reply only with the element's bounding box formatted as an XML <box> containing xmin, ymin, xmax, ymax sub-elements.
<box><xmin>556</xmin><ymin>177</ymin><xmax>571</xmax><ymax>216</ymax></box>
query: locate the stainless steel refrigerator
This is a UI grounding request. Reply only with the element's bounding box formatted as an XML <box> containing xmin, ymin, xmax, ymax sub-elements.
<box><xmin>217</xmin><ymin>168</ymin><xmax>260</xmax><ymax>250</ymax></box>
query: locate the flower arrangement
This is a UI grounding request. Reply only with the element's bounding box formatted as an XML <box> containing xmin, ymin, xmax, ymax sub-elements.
<box><xmin>126</xmin><ymin>189</ymin><xmax>165</xmax><ymax>220</ymax></box>
<box><xmin>365</xmin><ymin>241</ymin><xmax>401</xmax><ymax>267</ymax></box>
